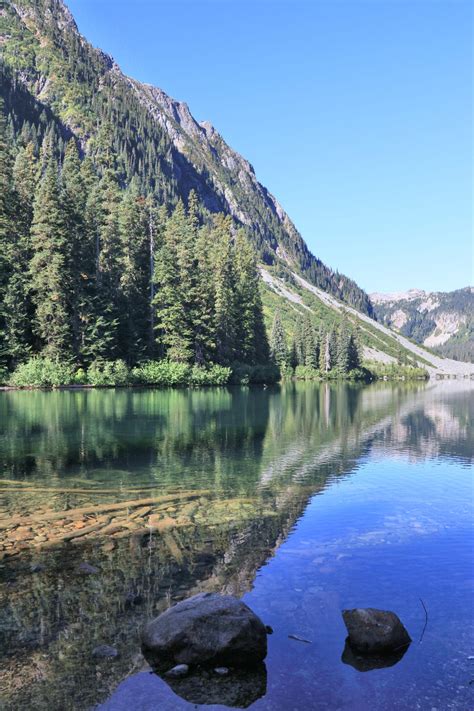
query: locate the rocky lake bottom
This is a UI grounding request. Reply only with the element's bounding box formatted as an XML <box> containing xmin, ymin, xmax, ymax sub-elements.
<box><xmin>0</xmin><ymin>381</ymin><xmax>472</xmax><ymax>710</ymax></box>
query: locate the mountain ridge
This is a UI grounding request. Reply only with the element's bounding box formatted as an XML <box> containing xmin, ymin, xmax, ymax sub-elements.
<box><xmin>371</xmin><ymin>287</ymin><xmax>474</xmax><ymax>363</ymax></box>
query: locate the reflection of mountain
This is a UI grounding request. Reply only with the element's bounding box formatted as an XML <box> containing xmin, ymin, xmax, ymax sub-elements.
<box><xmin>0</xmin><ymin>382</ymin><xmax>472</xmax><ymax>709</ymax></box>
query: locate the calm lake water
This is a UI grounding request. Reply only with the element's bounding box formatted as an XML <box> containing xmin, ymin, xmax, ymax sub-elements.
<box><xmin>0</xmin><ymin>381</ymin><xmax>472</xmax><ymax>710</ymax></box>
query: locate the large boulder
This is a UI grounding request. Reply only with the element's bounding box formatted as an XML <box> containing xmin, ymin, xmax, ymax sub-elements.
<box><xmin>342</xmin><ymin>608</ymin><xmax>411</xmax><ymax>654</ymax></box>
<box><xmin>141</xmin><ymin>593</ymin><xmax>268</xmax><ymax>670</ymax></box>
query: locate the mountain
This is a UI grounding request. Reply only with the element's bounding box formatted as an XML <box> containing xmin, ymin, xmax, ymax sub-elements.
<box><xmin>371</xmin><ymin>287</ymin><xmax>474</xmax><ymax>363</ymax></box>
<box><xmin>0</xmin><ymin>0</ymin><xmax>472</xmax><ymax>378</ymax></box>
<box><xmin>0</xmin><ymin>0</ymin><xmax>371</xmax><ymax>314</ymax></box>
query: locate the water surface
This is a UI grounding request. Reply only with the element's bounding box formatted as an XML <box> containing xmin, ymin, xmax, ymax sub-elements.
<box><xmin>0</xmin><ymin>382</ymin><xmax>472</xmax><ymax>710</ymax></box>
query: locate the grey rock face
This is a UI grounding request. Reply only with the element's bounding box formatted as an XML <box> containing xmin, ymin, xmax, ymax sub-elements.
<box><xmin>342</xmin><ymin>608</ymin><xmax>411</xmax><ymax>654</ymax></box>
<box><xmin>141</xmin><ymin>592</ymin><xmax>267</xmax><ymax>670</ymax></box>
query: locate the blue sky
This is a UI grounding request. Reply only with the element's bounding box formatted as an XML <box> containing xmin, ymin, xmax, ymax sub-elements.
<box><xmin>67</xmin><ymin>0</ymin><xmax>472</xmax><ymax>294</ymax></box>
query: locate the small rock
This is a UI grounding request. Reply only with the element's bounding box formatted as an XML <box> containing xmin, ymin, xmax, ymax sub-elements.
<box><xmin>78</xmin><ymin>562</ymin><xmax>99</xmax><ymax>575</ymax></box>
<box><xmin>342</xmin><ymin>608</ymin><xmax>411</xmax><ymax>654</ymax></box>
<box><xmin>165</xmin><ymin>664</ymin><xmax>189</xmax><ymax>678</ymax></box>
<box><xmin>102</xmin><ymin>541</ymin><xmax>116</xmax><ymax>552</ymax></box>
<box><xmin>92</xmin><ymin>644</ymin><xmax>119</xmax><ymax>659</ymax></box>
<box><xmin>214</xmin><ymin>667</ymin><xmax>229</xmax><ymax>675</ymax></box>
<box><xmin>30</xmin><ymin>563</ymin><xmax>43</xmax><ymax>573</ymax></box>
<box><xmin>265</xmin><ymin>625</ymin><xmax>273</xmax><ymax>635</ymax></box>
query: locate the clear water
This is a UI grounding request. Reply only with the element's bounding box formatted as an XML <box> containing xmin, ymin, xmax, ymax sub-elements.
<box><xmin>0</xmin><ymin>381</ymin><xmax>472</xmax><ymax>710</ymax></box>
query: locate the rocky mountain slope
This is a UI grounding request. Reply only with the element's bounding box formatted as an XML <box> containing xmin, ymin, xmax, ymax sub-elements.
<box><xmin>260</xmin><ymin>268</ymin><xmax>473</xmax><ymax>377</ymax></box>
<box><xmin>0</xmin><ymin>0</ymin><xmax>371</xmax><ymax>314</ymax></box>
<box><xmin>371</xmin><ymin>288</ymin><xmax>474</xmax><ymax>363</ymax></box>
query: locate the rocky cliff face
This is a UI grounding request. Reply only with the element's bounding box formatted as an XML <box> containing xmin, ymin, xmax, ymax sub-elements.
<box><xmin>371</xmin><ymin>287</ymin><xmax>474</xmax><ymax>362</ymax></box>
<box><xmin>1</xmin><ymin>0</ymin><xmax>372</xmax><ymax>314</ymax></box>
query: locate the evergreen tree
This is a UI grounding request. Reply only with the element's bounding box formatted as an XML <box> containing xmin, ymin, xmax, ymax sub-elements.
<box><xmin>270</xmin><ymin>311</ymin><xmax>287</xmax><ymax>368</ymax></box>
<box><xmin>0</xmin><ymin>101</ymin><xmax>17</xmax><ymax>368</ymax></box>
<box><xmin>303</xmin><ymin>314</ymin><xmax>318</xmax><ymax>368</ymax></box>
<box><xmin>234</xmin><ymin>229</ymin><xmax>269</xmax><ymax>365</ymax></box>
<box><xmin>29</xmin><ymin>150</ymin><xmax>72</xmax><ymax>358</ymax></box>
<box><xmin>154</xmin><ymin>200</ymin><xmax>195</xmax><ymax>362</ymax></box>
<box><xmin>118</xmin><ymin>181</ymin><xmax>150</xmax><ymax>364</ymax></box>
<box><xmin>212</xmin><ymin>214</ymin><xmax>237</xmax><ymax>365</ymax></box>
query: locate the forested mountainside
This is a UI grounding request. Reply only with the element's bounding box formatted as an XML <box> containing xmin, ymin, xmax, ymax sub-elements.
<box><xmin>371</xmin><ymin>288</ymin><xmax>474</xmax><ymax>363</ymax></box>
<box><xmin>1</xmin><ymin>0</ymin><xmax>471</xmax><ymax>381</ymax></box>
<box><xmin>0</xmin><ymin>0</ymin><xmax>372</xmax><ymax>314</ymax></box>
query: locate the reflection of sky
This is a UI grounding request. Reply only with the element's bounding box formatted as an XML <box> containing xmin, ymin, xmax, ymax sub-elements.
<box><xmin>243</xmin><ymin>456</ymin><xmax>474</xmax><ymax>710</ymax></box>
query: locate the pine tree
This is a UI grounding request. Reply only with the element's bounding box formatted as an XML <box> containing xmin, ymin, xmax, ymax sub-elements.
<box><xmin>93</xmin><ymin>163</ymin><xmax>122</xmax><ymax>360</ymax></box>
<box><xmin>0</xmin><ymin>101</ymin><xmax>17</xmax><ymax>369</ymax></box>
<box><xmin>303</xmin><ymin>314</ymin><xmax>318</xmax><ymax>368</ymax></box>
<box><xmin>294</xmin><ymin>318</ymin><xmax>305</xmax><ymax>366</ymax></box>
<box><xmin>154</xmin><ymin>200</ymin><xmax>194</xmax><ymax>362</ymax></box>
<box><xmin>234</xmin><ymin>229</ymin><xmax>269</xmax><ymax>365</ymax></box>
<box><xmin>29</xmin><ymin>149</ymin><xmax>72</xmax><ymax>358</ymax></box>
<box><xmin>212</xmin><ymin>214</ymin><xmax>237</xmax><ymax>365</ymax></box>
<box><xmin>118</xmin><ymin>181</ymin><xmax>150</xmax><ymax>364</ymax></box>
<box><xmin>270</xmin><ymin>311</ymin><xmax>287</xmax><ymax>368</ymax></box>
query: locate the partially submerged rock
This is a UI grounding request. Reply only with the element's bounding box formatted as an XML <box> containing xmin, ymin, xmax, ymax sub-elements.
<box><xmin>141</xmin><ymin>592</ymin><xmax>267</xmax><ymax>670</ymax></box>
<box><xmin>342</xmin><ymin>608</ymin><xmax>411</xmax><ymax>654</ymax></box>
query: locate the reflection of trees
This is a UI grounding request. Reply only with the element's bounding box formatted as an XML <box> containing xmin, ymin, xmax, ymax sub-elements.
<box><xmin>0</xmin><ymin>381</ymin><xmax>472</xmax><ymax>709</ymax></box>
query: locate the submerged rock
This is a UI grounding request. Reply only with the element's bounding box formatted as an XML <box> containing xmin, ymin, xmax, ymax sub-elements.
<box><xmin>164</xmin><ymin>664</ymin><xmax>189</xmax><ymax>678</ymax></box>
<box><xmin>342</xmin><ymin>608</ymin><xmax>411</xmax><ymax>654</ymax></box>
<box><xmin>141</xmin><ymin>592</ymin><xmax>267</xmax><ymax>670</ymax></box>
<box><xmin>77</xmin><ymin>562</ymin><xmax>99</xmax><ymax>575</ymax></box>
<box><xmin>92</xmin><ymin>644</ymin><xmax>119</xmax><ymax>659</ymax></box>
<box><xmin>214</xmin><ymin>666</ymin><xmax>229</xmax><ymax>675</ymax></box>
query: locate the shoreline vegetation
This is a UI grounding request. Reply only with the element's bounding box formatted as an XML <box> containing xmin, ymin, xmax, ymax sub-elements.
<box><xmin>1</xmin><ymin>356</ymin><xmax>428</xmax><ymax>389</ymax></box>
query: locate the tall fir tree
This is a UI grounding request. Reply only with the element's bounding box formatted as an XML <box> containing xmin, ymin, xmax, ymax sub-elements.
<box><xmin>212</xmin><ymin>214</ymin><xmax>237</xmax><ymax>365</ymax></box>
<box><xmin>270</xmin><ymin>311</ymin><xmax>288</xmax><ymax>368</ymax></box>
<box><xmin>234</xmin><ymin>229</ymin><xmax>269</xmax><ymax>365</ymax></box>
<box><xmin>29</xmin><ymin>147</ymin><xmax>72</xmax><ymax>358</ymax></box>
<box><xmin>118</xmin><ymin>181</ymin><xmax>152</xmax><ymax>364</ymax></box>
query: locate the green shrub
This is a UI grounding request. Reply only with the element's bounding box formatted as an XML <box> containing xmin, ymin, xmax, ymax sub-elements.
<box><xmin>294</xmin><ymin>365</ymin><xmax>321</xmax><ymax>381</ymax></box>
<box><xmin>0</xmin><ymin>367</ymin><xmax>9</xmax><ymax>385</ymax></box>
<box><xmin>364</xmin><ymin>361</ymin><xmax>428</xmax><ymax>380</ymax></box>
<box><xmin>86</xmin><ymin>360</ymin><xmax>130</xmax><ymax>386</ymax></box>
<box><xmin>131</xmin><ymin>360</ymin><xmax>190</xmax><ymax>386</ymax></box>
<box><xmin>9</xmin><ymin>357</ymin><xmax>75</xmax><ymax>387</ymax></box>
<box><xmin>73</xmin><ymin>368</ymin><xmax>87</xmax><ymax>384</ymax></box>
<box><xmin>190</xmin><ymin>364</ymin><xmax>232</xmax><ymax>386</ymax></box>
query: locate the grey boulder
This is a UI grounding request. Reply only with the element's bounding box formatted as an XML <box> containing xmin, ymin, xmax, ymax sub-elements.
<box><xmin>141</xmin><ymin>592</ymin><xmax>267</xmax><ymax>670</ymax></box>
<box><xmin>342</xmin><ymin>608</ymin><xmax>411</xmax><ymax>654</ymax></box>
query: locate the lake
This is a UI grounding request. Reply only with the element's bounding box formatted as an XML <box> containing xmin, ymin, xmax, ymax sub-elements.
<box><xmin>0</xmin><ymin>381</ymin><xmax>472</xmax><ymax>710</ymax></box>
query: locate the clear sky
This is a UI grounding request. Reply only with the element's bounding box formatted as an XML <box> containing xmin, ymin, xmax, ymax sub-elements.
<box><xmin>67</xmin><ymin>0</ymin><xmax>472</xmax><ymax>294</ymax></box>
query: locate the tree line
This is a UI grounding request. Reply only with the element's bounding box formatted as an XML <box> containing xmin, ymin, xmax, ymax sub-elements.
<box><xmin>270</xmin><ymin>311</ymin><xmax>362</xmax><ymax>377</ymax></box>
<box><xmin>0</xmin><ymin>110</ymin><xmax>269</xmax><ymax>374</ymax></box>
